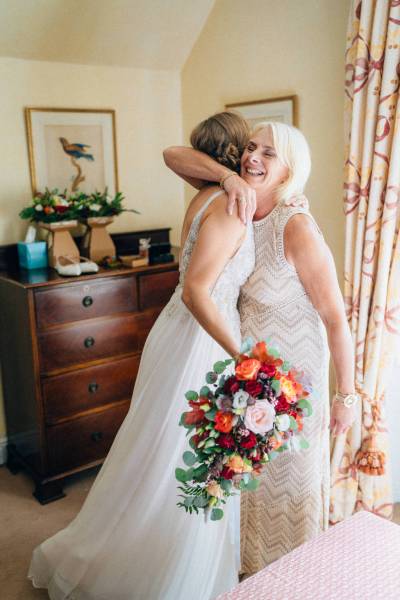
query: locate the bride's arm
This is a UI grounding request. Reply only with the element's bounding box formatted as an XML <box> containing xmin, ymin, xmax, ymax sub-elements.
<box><xmin>182</xmin><ymin>197</ymin><xmax>246</xmax><ymax>358</ymax></box>
<box><xmin>163</xmin><ymin>146</ymin><xmax>256</xmax><ymax>224</ymax></box>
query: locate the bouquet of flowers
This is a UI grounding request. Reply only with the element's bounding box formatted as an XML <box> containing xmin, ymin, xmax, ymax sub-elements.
<box><xmin>19</xmin><ymin>188</ymin><xmax>75</xmax><ymax>223</ymax></box>
<box><xmin>19</xmin><ymin>188</ymin><xmax>140</xmax><ymax>224</ymax></box>
<box><xmin>70</xmin><ymin>188</ymin><xmax>140</xmax><ymax>220</ymax></box>
<box><xmin>176</xmin><ymin>339</ymin><xmax>313</xmax><ymax>521</ymax></box>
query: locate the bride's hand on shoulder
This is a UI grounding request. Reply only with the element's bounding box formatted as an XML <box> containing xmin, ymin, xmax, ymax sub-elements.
<box><xmin>222</xmin><ymin>173</ymin><xmax>256</xmax><ymax>225</ymax></box>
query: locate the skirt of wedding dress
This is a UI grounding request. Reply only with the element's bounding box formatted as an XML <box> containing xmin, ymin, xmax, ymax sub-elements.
<box><xmin>28</xmin><ymin>300</ymin><xmax>239</xmax><ymax>600</ymax></box>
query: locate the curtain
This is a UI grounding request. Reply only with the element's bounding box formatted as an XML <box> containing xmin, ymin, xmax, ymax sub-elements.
<box><xmin>330</xmin><ymin>0</ymin><xmax>400</xmax><ymax>523</ymax></box>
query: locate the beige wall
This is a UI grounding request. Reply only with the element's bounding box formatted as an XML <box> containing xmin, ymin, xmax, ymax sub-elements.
<box><xmin>0</xmin><ymin>57</ymin><xmax>185</xmax><ymax>439</ymax></box>
<box><xmin>182</xmin><ymin>0</ymin><xmax>350</xmax><ymax>273</ymax></box>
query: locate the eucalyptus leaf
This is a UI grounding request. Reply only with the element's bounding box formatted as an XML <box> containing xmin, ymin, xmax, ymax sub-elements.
<box><xmin>220</xmin><ymin>479</ymin><xmax>232</xmax><ymax>494</ymax></box>
<box><xmin>194</xmin><ymin>495</ymin><xmax>209</xmax><ymax>508</ymax></box>
<box><xmin>289</xmin><ymin>415</ymin><xmax>298</xmax><ymax>431</ymax></box>
<box><xmin>205</xmin><ymin>408</ymin><xmax>217</xmax><ymax>421</ymax></box>
<box><xmin>240</xmin><ymin>337</ymin><xmax>254</xmax><ymax>354</ymax></box>
<box><xmin>297</xmin><ymin>398</ymin><xmax>313</xmax><ymax>417</ymax></box>
<box><xmin>213</xmin><ymin>361</ymin><xmax>226</xmax><ymax>374</ymax></box>
<box><xmin>183</xmin><ymin>451</ymin><xmax>197</xmax><ymax>467</ymax></box>
<box><xmin>175</xmin><ymin>468</ymin><xmax>189</xmax><ymax>483</ymax></box>
<box><xmin>185</xmin><ymin>390</ymin><xmax>198</xmax><ymax>401</ymax></box>
<box><xmin>200</xmin><ymin>386</ymin><xmax>211</xmax><ymax>397</ymax></box>
<box><xmin>271</xmin><ymin>379</ymin><xmax>281</xmax><ymax>394</ymax></box>
<box><xmin>245</xmin><ymin>478</ymin><xmax>260</xmax><ymax>491</ymax></box>
<box><xmin>211</xmin><ymin>508</ymin><xmax>224</xmax><ymax>521</ymax></box>
<box><xmin>206</xmin><ymin>371</ymin><xmax>218</xmax><ymax>384</ymax></box>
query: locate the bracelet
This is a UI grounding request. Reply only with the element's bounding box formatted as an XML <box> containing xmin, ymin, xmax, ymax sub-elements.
<box><xmin>219</xmin><ymin>172</ymin><xmax>237</xmax><ymax>190</ymax></box>
<box><xmin>335</xmin><ymin>391</ymin><xmax>359</xmax><ymax>408</ymax></box>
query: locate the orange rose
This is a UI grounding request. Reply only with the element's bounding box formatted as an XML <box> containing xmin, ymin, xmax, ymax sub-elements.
<box><xmin>215</xmin><ymin>411</ymin><xmax>234</xmax><ymax>433</ymax></box>
<box><xmin>235</xmin><ymin>358</ymin><xmax>261</xmax><ymax>381</ymax></box>
<box><xmin>252</xmin><ymin>342</ymin><xmax>283</xmax><ymax>368</ymax></box>
<box><xmin>227</xmin><ymin>454</ymin><xmax>245</xmax><ymax>473</ymax></box>
<box><xmin>280</xmin><ymin>376</ymin><xmax>297</xmax><ymax>400</ymax></box>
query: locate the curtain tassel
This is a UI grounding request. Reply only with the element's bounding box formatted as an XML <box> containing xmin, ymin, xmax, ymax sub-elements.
<box><xmin>355</xmin><ymin>434</ymin><xmax>386</xmax><ymax>476</ymax></box>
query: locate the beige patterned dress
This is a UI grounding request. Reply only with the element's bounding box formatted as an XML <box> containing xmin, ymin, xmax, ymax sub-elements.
<box><xmin>239</xmin><ymin>203</ymin><xmax>330</xmax><ymax>575</ymax></box>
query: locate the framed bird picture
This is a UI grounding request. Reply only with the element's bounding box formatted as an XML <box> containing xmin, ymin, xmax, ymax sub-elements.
<box><xmin>25</xmin><ymin>108</ymin><xmax>119</xmax><ymax>196</ymax></box>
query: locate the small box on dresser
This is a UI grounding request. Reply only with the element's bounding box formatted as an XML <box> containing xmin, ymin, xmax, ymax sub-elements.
<box><xmin>0</xmin><ymin>255</ymin><xmax>179</xmax><ymax>503</ymax></box>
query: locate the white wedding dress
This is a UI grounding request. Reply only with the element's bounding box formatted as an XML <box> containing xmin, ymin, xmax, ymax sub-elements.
<box><xmin>29</xmin><ymin>189</ymin><xmax>255</xmax><ymax>600</ymax></box>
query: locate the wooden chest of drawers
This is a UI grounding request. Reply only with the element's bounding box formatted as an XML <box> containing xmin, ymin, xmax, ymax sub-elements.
<box><xmin>0</xmin><ymin>260</ymin><xmax>179</xmax><ymax>503</ymax></box>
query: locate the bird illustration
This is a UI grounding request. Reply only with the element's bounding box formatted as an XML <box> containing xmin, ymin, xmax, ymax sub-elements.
<box><xmin>59</xmin><ymin>137</ymin><xmax>94</xmax><ymax>161</ymax></box>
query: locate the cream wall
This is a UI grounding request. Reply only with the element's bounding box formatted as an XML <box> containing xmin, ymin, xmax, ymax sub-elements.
<box><xmin>182</xmin><ymin>0</ymin><xmax>350</xmax><ymax>274</ymax></box>
<box><xmin>0</xmin><ymin>56</ymin><xmax>185</xmax><ymax>440</ymax></box>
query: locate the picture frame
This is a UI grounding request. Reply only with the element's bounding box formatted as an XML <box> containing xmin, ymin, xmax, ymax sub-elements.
<box><xmin>25</xmin><ymin>108</ymin><xmax>119</xmax><ymax>196</ymax></box>
<box><xmin>225</xmin><ymin>95</ymin><xmax>298</xmax><ymax>128</ymax></box>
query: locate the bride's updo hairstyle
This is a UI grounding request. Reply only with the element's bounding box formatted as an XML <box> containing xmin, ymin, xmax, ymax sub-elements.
<box><xmin>190</xmin><ymin>112</ymin><xmax>250</xmax><ymax>173</ymax></box>
<box><xmin>251</xmin><ymin>121</ymin><xmax>312</xmax><ymax>204</ymax></box>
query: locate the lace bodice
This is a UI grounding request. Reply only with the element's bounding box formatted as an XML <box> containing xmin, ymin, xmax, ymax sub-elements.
<box><xmin>165</xmin><ymin>190</ymin><xmax>255</xmax><ymax>337</ymax></box>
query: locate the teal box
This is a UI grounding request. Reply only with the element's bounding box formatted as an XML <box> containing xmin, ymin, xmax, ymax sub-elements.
<box><xmin>17</xmin><ymin>241</ymin><xmax>48</xmax><ymax>270</ymax></box>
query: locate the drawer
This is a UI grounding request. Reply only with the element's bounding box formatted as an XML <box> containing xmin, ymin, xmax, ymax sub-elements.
<box><xmin>35</xmin><ymin>276</ymin><xmax>137</xmax><ymax>329</ymax></box>
<box><xmin>46</xmin><ymin>402</ymin><xmax>130</xmax><ymax>473</ymax></box>
<box><xmin>42</xmin><ymin>355</ymin><xmax>139</xmax><ymax>424</ymax></box>
<box><xmin>38</xmin><ymin>313</ymin><xmax>154</xmax><ymax>373</ymax></box>
<box><xmin>138</xmin><ymin>270</ymin><xmax>179</xmax><ymax>310</ymax></box>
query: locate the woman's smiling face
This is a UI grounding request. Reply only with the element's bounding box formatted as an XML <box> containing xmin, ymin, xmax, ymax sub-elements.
<box><xmin>240</xmin><ymin>126</ymin><xmax>289</xmax><ymax>196</ymax></box>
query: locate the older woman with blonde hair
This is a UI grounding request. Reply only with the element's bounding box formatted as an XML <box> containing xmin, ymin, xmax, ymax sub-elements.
<box><xmin>164</xmin><ymin>120</ymin><xmax>357</xmax><ymax>575</ymax></box>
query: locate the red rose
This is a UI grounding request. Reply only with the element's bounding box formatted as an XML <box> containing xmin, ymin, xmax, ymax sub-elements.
<box><xmin>240</xmin><ymin>431</ymin><xmax>257</xmax><ymax>449</ymax></box>
<box><xmin>216</xmin><ymin>433</ymin><xmax>236</xmax><ymax>449</ymax></box>
<box><xmin>220</xmin><ymin>466</ymin><xmax>235</xmax><ymax>480</ymax></box>
<box><xmin>259</xmin><ymin>364</ymin><xmax>276</xmax><ymax>378</ymax></box>
<box><xmin>245</xmin><ymin>380</ymin><xmax>263</xmax><ymax>396</ymax></box>
<box><xmin>275</xmin><ymin>394</ymin><xmax>291</xmax><ymax>413</ymax></box>
<box><xmin>183</xmin><ymin>407</ymin><xmax>205</xmax><ymax>425</ymax></box>
<box><xmin>224</xmin><ymin>376</ymin><xmax>240</xmax><ymax>394</ymax></box>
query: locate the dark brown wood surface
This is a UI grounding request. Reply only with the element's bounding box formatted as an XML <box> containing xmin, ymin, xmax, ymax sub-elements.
<box><xmin>38</xmin><ymin>313</ymin><xmax>149</xmax><ymax>373</ymax></box>
<box><xmin>46</xmin><ymin>402</ymin><xmax>130</xmax><ymax>473</ymax></box>
<box><xmin>35</xmin><ymin>276</ymin><xmax>138</xmax><ymax>329</ymax></box>
<box><xmin>42</xmin><ymin>355</ymin><xmax>140</xmax><ymax>424</ymax></box>
<box><xmin>139</xmin><ymin>270</ymin><xmax>180</xmax><ymax>310</ymax></box>
<box><xmin>0</xmin><ymin>258</ymin><xmax>179</xmax><ymax>502</ymax></box>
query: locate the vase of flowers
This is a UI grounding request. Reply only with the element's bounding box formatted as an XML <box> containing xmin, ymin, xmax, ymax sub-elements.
<box><xmin>75</xmin><ymin>190</ymin><xmax>139</xmax><ymax>263</ymax></box>
<box><xmin>19</xmin><ymin>189</ymin><xmax>80</xmax><ymax>267</ymax></box>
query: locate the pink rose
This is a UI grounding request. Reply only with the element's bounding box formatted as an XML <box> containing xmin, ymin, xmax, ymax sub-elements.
<box><xmin>244</xmin><ymin>400</ymin><xmax>276</xmax><ymax>435</ymax></box>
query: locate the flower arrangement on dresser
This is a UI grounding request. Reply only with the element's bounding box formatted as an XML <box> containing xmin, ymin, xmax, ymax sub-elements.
<box><xmin>19</xmin><ymin>188</ymin><xmax>140</xmax><ymax>268</ymax></box>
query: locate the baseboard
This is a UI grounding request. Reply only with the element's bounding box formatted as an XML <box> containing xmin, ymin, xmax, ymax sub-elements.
<box><xmin>0</xmin><ymin>436</ymin><xmax>7</xmax><ymax>465</ymax></box>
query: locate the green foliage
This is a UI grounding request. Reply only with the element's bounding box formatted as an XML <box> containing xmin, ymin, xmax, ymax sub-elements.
<box><xmin>211</xmin><ymin>508</ymin><xmax>224</xmax><ymax>521</ymax></box>
<box><xmin>206</xmin><ymin>371</ymin><xmax>218</xmax><ymax>384</ymax></box>
<box><xmin>297</xmin><ymin>398</ymin><xmax>313</xmax><ymax>417</ymax></box>
<box><xmin>185</xmin><ymin>390</ymin><xmax>198</xmax><ymax>401</ymax></box>
<box><xmin>183</xmin><ymin>451</ymin><xmax>197</xmax><ymax>467</ymax></box>
<box><xmin>19</xmin><ymin>187</ymin><xmax>139</xmax><ymax>224</ymax></box>
<box><xmin>213</xmin><ymin>361</ymin><xmax>226</xmax><ymax>374</ymax></box>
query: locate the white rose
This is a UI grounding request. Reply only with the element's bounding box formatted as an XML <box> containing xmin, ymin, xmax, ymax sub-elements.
<box><xmin>233</xmin><ymin>390</ymin><xmax>249</xmax><ymax>409</ymax></box>
<box><xmin>34</xmin><ymin>204</ymin><xmax>43</xmax><ymax>211</ymax></box>
<box><xmin>276</xmin><ymin>414</ymin><xmax>291</xmax><ymax>432</ymax></box>
<box><xmin>90</xmin><ymin>203</ymin><xmax>101</xmax><ymax>211</ymax></box>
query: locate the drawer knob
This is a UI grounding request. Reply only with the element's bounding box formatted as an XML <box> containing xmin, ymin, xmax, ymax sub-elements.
<box><xmin>82</xmin><ymin>295</ymin><xmax>93</xmax><ymax>307</ymax></box>
<box><xmin>84</xmin><ymin>336</ymin><xmax>95</xmax><ymax>348</ymax></box>
<box><xmin>88</xmin><ymin>382</ymin><xmax>99</xmax><ymax>393</ymax></box>
<box><xmin>91</xmin><ymin>431</ymin><xmax>103</xmax><ymax>442</ymax></box>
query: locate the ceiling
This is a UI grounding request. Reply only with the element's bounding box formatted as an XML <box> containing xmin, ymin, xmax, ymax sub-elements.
<box><xmin>0</xmin><ymin>0</ymin><xmax>215</xmax><ymax>70</ymax></box>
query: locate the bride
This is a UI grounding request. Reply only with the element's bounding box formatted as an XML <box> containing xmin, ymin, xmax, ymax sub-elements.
<box><xmin>28</xmin><ymin>112</ymin><xmax>255</xmax><ymax>600</ymax></box>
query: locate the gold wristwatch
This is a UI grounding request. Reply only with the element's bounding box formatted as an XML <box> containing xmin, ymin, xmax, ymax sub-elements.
<box><xmin>335</xmin><ymin>392</ymin><xmax>359</xmax><ymax>408</ymax></box>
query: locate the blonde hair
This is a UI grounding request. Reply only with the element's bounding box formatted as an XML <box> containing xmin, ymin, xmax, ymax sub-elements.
<box><xmin>251</xmin><ymin>121</ymin><xmax>311</xmax><ymax>203</ymax></box>
<box><xmin>190</xmin><ymin>112</ymin><xmax>250</xmax><ymax>173</ymax></box>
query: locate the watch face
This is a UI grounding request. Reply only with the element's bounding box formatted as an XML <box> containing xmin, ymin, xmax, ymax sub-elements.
<box><xmin>343</xmin><ymin>394</ymin><xmax>357</xmax><ymax>407</ymax></box>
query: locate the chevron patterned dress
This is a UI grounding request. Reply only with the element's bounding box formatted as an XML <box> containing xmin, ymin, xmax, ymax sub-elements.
<box><xmin>239</xmin><ymin>203</ymin><xmax>330</xmax><ymax>575</ymax></box>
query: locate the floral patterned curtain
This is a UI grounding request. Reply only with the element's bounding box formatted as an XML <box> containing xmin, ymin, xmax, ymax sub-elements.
<box><xmin>330</xmin><ymin>0</ymin><xmax>400</xmax><ymax>523</ymax></box>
